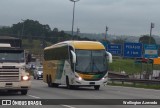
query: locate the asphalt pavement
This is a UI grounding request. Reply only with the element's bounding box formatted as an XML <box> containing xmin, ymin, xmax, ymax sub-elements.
<box><xmin>0</xmin><ymin>78</ymin><xmax>160</xmax><ymax>108</ymax></box>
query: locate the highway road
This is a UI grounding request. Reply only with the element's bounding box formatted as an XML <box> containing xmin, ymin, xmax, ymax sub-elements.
<box><xmin>0</xmin><ymin>78</ymin><xmax>160</xmax><ymax>108</ymax></box>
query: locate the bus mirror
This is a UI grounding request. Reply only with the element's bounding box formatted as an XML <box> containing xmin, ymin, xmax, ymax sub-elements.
<box><xmin>71</xmin><ymin>50</ymin><xmax>76</xmax><ymax>64</ymax></box>
<box><xmin>106</xmin><ymin>51</ymin><xmax>112</xmax><ymax>63</ymax></box>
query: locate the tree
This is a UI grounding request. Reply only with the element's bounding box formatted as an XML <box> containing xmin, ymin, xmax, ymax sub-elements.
<box><xmin>53</xmin><ymin>28</ymin><xmax>58</xmax><ymax>32</ymax></box>
<box><xmin>11</xmin><ymin>19</ymin><xmax>51</xmax><ymax>37</ymax></box>
<box><xmin>112</xmin><ymin>37</ymin><xmax>127</xmax><ymax>44</ymax></box>
<box><xmin>0</xmin><ymin>19</ymin><xmax>89</xmax><ymax>44</ymax></box>
<box><xmin>0</xmin><ymin>26</ymin><xmax>11</xmax><ymax>35</ymax></box>
<box><xmin>139</xmin><ymin>35</ymin><xmax>156</xmax><ymax>44</ymax></box>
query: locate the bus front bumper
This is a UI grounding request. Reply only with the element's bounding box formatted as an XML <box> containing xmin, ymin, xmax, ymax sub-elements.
<box><xmin>71</xmin><ymin>78</ymin><xmax>108</xmax><ymax>86</ymax></box>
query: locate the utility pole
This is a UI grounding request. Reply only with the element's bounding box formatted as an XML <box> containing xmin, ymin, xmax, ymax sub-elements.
<box><xmin>70</xmin><ymin>0</ymin><xmax>80</xmax><ymax>39</ymax></box>
<box><xmin>105</xmin><ymin>26</ymin><xmax>108</xmax><ymax>41</ymax></box>
<box><xmin>77</xmin><ymin>27</ymin><xmax>80</xmax><ymax>36</ymax></box>
<box><xmin>147</xmin><ymin>22</ymin><xmax>155</xmax><ymax>79</ymax></box>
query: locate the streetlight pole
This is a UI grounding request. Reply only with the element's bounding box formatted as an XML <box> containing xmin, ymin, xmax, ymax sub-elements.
<box><xmin>70</xmin><ymin>0</ymin><xmax>79</xmax><ymax>39</ymax></box>
<box><xmin>149</xmin><ymin>22</ymin><xmax>154</xmax><ymax>44</ymax></box>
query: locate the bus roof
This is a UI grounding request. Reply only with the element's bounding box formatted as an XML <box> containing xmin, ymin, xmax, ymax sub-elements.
<box><xmin>44</xmin><ymin>41</ymin><xmax>105</xmax><ymax>50</ymax></box>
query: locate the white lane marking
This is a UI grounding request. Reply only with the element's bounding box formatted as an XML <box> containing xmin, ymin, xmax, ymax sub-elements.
<box><xmin>61</xmin><ymin>105</ymin><xmax>76</xmax><ymax>108</ymax></box>
<box><xmin>28</xmin><ymin>95</ymin><xmax>41</xmax><ymax>99</ymax></box>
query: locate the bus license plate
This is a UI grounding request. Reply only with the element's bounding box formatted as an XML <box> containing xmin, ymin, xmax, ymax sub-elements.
<box><xmin>90</xmin><ymin>82</ymin><xmax>95</xmax><ymax>85</ymax></box>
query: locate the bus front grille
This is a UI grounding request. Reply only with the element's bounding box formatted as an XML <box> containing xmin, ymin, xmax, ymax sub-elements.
<box><xmin>0</xmin><ymin>68</ymin><xmax>19</xmax><ymax>82</ymax></box>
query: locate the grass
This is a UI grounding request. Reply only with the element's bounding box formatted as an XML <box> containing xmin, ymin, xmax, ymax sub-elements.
<box><xmin>109</xmin><ymin>58</ymin><xmax>139</xmax><ymax>74</ymax></box>
<box><xmin>108</xmin><ymin>57</ymin><xmax>160</xmax><ymax>75</ymax></box>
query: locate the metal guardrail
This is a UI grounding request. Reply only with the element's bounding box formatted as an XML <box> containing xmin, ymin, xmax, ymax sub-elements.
<box><xmin>109</xmin><ymin>78</ymin><xmax>160</xmax><ymax>86</ymax></box>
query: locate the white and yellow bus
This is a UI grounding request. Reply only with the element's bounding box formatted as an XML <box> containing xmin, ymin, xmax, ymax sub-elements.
<box><xmin>43</xmin><ymin>41</ymin><xmax>112</xmax><ymax>90</ymax></box>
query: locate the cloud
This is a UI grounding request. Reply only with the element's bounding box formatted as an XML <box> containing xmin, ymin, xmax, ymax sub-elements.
<box><xmin>0</xmin><ymin>0</ymin><xmax>160</xmax><ymax>36</ymax></box>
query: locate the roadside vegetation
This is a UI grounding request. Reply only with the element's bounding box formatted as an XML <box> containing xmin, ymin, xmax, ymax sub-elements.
<box><xmin>22</xmin><ymin>39</ymin><xmax>51</xmax><ymax>55</ymax></box>
<box><xmin>109</xmin><ymin>57</ymin><xmax>160</xmax><ymax>75</ymax></box>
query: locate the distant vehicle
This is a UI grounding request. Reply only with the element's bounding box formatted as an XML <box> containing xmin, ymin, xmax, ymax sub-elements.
<box><xmin>30</xmin><ymin>63</ymin><xmax>36</xmax><ymax>69</ymax></box>
<box><xmin>43</xmin><ymin>41</ymin><xmax>112</xmax><ymax>90</ymax></box>
<box><xmin>26</xmin><ymin>62</ymin><xmax>36</xmax><ymax>70</ymax></box>
<box><xmin>34</xmin><ymin>66</ymin><xmax>43</xmax><ymax>80</ymax></box>
<box><xmin>135</xmin><ymin>58</ymin><xmax>153</xmax><ymax>63</ymax></box>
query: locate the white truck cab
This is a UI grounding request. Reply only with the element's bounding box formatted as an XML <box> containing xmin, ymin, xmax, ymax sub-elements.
<box><xmin>0</xmin><ymin>43</ymin><xmax>31</xmax><ymax>95</ymax></box>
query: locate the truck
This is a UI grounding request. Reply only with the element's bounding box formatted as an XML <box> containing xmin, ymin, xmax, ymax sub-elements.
<box><xmin>0</xmin><ymin>36</ymin><xmax>31</xmax><ymax>95</ymax></box>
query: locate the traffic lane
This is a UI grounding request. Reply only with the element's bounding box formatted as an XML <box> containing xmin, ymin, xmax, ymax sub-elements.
<box><xmin>0</xmin><ymin>91</ymin><xmax>32</xmax><ymax>99</ymax></box>
<box><xmin>1</xmin><ymin>79</ymin><xmax>159</xmax><ymax>100</ymax></box>
<box><xmin>1</xmin><ymin>85</ymin><xmax>160</xmax><ymax>100</ymax></box>
<box><xmin>30</xmin><ymin>79</ymin><xmax>160</xmax><ymax>99</ymax></box>
<box><xmin>1</xmin><ymin>79</ymin><xmax>160</xmax><ymax>108</ymax></box>
<box><xmin>29</xmin><ymin>80</ymin><xmax>160</xmax><ymax>108</ymax></box>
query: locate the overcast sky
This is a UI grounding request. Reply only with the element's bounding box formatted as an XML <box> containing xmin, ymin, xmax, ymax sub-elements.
<box><xmin>0</xmin><ymin>0</ymin><xmax>160</xmax><ymax>36</ymax></box>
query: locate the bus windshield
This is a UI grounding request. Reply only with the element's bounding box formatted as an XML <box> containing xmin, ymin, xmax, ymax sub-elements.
<box><xmin>75</xmin><ymin>50</ymin><xmax>107</xmax><ymax>73</ymax></box>
<box><xmin>0</xmin><ymin>50</ymin><xmax>24</xmax><ymax>62</ymax></box>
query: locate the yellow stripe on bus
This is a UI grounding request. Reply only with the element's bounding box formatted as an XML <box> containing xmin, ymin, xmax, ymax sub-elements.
<box><xmin>72</xmin><ymin>41</ymin><xmax>105</xmax><ymax>50</ymax></box>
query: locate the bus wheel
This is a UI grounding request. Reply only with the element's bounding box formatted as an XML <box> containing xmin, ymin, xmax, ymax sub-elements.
<box><xmin>48</xmin><ymin>75</ymin><xmax>53</xmax><ymax>87</ymax></box>
<box><xmin>66</xmin><ymin>77</ymin><xmax>75</xmax><ymax>89</ymax></box>
<box><xmin>70</xmin><ymin>85</ymin><xmax>76</xmax><ymax>89</ymax></box>
<box><xmin>52</xmin><ymin>83</ymin><xmax>59</xmax><ymax>88</ymax></box>
<box><xmin>94</xmin><ymin>85</ymin><xmax>100</xmax><ymax>90</ymax></box>
<box><xmin>66</xmin><ymin>77</ymin><xmax>71</xmax><ymax>89</ymax></box>
<box><xmin>21</xmin><ymin>90</ymin><xmax>28</xmax><ymax>95</ymax></box>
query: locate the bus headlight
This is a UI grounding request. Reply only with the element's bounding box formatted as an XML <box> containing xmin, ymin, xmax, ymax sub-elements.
<box><xmin>75</xmin><ymin>75</ymin><xmax>82</xmax><ymax>81</ymax></box>
<box><xmin>78</xmin><ymin>77</ymin><xmax>82</xmax><ymax>81</ymax></box>
<box><xmin>102</xmin><ymin>76</ymin><xmax>108</xmax><ymax>80</ymax></box>
<box><xmin>22</xmin><ymin>75</ymin><xmax>30</xmax><ymax>81</ymax></box>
